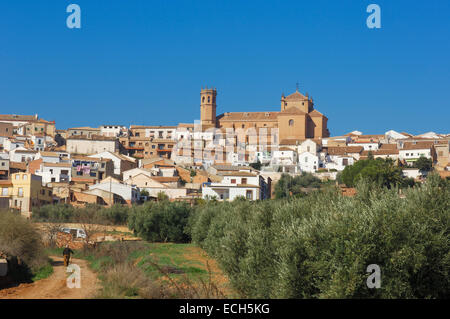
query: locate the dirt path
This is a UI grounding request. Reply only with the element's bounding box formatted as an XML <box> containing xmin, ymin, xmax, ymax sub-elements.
<box><xmin>182</xmin><ymin>246</ymin><xmax>236</xmax><ymax>298</ymax></box>
<box><xmin>0</xmin><ymin>256</ymin><xmax>100</xmax><ymax>299</ymax></box>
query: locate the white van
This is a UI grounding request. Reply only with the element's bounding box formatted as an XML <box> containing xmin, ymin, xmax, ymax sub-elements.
<box><xmin>60</xmin><ymin>227</ymin><xmax>87</xmax><ymax>239</ymax></box>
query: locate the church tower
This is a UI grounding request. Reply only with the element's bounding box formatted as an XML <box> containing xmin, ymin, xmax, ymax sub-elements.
<box><xmin>200</xmin><ymin>87</ymin><xmax>217</xmax><ymax>129</ymax></box>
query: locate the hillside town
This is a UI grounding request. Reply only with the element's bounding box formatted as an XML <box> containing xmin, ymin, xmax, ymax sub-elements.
<box><xmin>1</xmin><ymin>88</ymin><xmax>449</xmax><ymax>217</ymax></box>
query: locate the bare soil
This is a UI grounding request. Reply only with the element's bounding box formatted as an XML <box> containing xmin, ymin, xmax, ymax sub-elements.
<box><xmin>0</xmin><ymin>256</ymin><xmax>100</xmax><ymax>299</ymax></box>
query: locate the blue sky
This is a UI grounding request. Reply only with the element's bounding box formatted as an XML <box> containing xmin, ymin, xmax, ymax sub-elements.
<box><xmin>1</xmin><ymin>0</ymin><xmax>449</xmax><ymax>135</ymax></box>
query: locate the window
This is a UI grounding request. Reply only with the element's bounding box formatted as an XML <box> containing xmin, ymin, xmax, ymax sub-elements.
<box><xmin>23</xmin><ymin>175</ymin><xmax>27</xmax><ymax>180</ymax></box>
<box><xmin>231</xmin><ymin>179</ymin><xmax>236</xmax><ymax>184</ymax></box>
<box><xmin>18</xmin><ymin>188</ymin><xmax>23</xmax><ymax>197</ymax></box>
<box><xmin>2</xmin><ymin>188</ymin><xmax>8</xmax><ymax>196</ymax></box>
<box><xmin>307</xmin><ymin>146</ymin><xmax>310</xmax><ymax>152</ymax></box>
<box><xmin>15</xmin><ymin>174</ymin><xmax>20</xmax><ymax>180</ymax></box>
<box><xmin>246</xmin><ymin>190</ymin><xmax>253</xmax><ymax>200</ymax></box>
<box><xmin>242</xmin><ymin>178</ymin><xmax>247</xmax><ymax>184</ymax></box>
<box><xmin>289</xmin><ymin>119</ymin><xmax>294</xmax><ymax>126</ymax></box>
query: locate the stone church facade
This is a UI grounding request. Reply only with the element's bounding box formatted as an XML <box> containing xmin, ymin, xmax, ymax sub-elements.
<box><xmin>200</xmin><ymin>87</ymin><xmax>330</xmax><ymax>143</ymax></box>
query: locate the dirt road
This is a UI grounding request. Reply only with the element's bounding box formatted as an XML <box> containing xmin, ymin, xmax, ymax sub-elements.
<box><xmin>0</xmin><ymin>256</ymin><xmax>100</xmax><ymax>299</ymax></box>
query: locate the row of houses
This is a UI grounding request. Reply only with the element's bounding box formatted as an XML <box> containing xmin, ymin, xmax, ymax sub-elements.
<box><xmin>0</xmin><ymin>107</ymin><xmax>449</xmax><ymax>216</ymax></box>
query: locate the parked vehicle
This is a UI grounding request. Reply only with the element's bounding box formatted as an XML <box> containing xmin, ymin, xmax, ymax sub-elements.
<box><xmin>60</xmin><ymin>227</ymin><xmax>87</xmax><ymax>239</ymax></box>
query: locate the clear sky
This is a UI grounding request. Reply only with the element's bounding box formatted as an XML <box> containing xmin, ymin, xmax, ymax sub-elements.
<box><xmin>1</xmin><ymin>0</ymin><xmax>449</xmax><ymax>136</ymax></box>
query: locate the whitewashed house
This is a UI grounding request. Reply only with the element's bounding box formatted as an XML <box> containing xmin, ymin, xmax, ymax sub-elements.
<box><xmin>35</xmin><ymin>162</ymin><xmax>71</xmax><ymax>184</ymax></box>
<box><xmin>9</xmin><ymin>147</ymin><xmax>37</xmax><ymax>163</ymax></box>
<box><xmin>89</xmin><ymin>176</ymin><xmax>140</xmax><ymax>204</ymax></box>
<box><xmin>398</xmin><ymin>141</ymin><xmax>433</xmax><ymax>166</ymax></box>
<box><xmin>348</xmin><ymin>141</ymin><xmax>379</xmax><ymax>151</ymax></box>
<box><xmin>298</xmin><ymin>152</ymin><xmax>320</xmax><ymax>173</ymax></box>
<box><xmin>88</xmin><ymin>151</ymin><xmax>137</xmax><ymax>177</ymax></box>
<box><xmin>271</xmin><ymin>148</ymin><xmax>297</xmax><ymax>166</ymax></box>
<box><xmin>202</xmin><ymin>171</ymin><xmax>270</xmax><ymax>201</ymax></box>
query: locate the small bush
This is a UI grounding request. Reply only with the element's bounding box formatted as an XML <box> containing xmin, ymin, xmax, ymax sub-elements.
<box><xmin>128</xmin><ymin>202</ymin><xmax>192</xmax><ymax>243</ymax></box>
<box><xmin>0</xmin><ymin>212</ymin><xmax>49</xmax><ymax>283</ymax></box>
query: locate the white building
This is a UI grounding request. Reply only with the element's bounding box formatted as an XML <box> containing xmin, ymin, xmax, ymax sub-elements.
<box><xmin>348</xmin><ymin>142</ymin><xmax>379</xmax><ymax>151</ymax></box>
<box><xmin>100</xmin><ymin>125</ymin><xmax>128</xmax><ymax>137</ymax></box>
<box><xmin>398</xmin><ymin>141</ymin><xmax>433</xmax><ymax>165</ymax></box>
<box><xmin>385</xmin><ymin>130</ymin><xmax>408</xmax><ymax>141</ymax></box>
<box><xmin>298</xmin><ymin>139</ymin><xmax>320</xmax><ymax>155</ymax></box>
<box><xmin>66</xmin><ymin>136</ymin><xmax>119</xmax><ymax>155</ymax></box>
<box><xmin>402</xmin><ymin>168</ymin><xmax>423</xmax><ymax>179</ymax></box>
<box><xmin>35</xmin><ymin>162</ymin><xmax>71</xmax><ymax>184</ymax></box>
<box><xmin>271</xmin><ymin>148</ymin><xmax>298</xmax><ymax>166</ymax></box>
<box><xmin>36</xmin><ymin>151</ymin><xmax>70</xmax><ymax>163</ymax></box>
<box><xmin>324</xmin><ymin>154</ymin><xmax>355</xmax><ymax>171</ymax></box>
<box><xmin>89</xmin><ymin>177</ymin><xmax>140</xmax><ymax>204</ymax></box>
<box><xmin>9</xmin><ymin>147</ymin><xmax>37</xmax><ymax>163</ymax></box>
<box><xmin>30</xmin><ymin>135</ymin><xmax>45</xmax><ymax>151</ymax></box>
<box><xmin>298</xmin><ymin>152</ymin><xmax>320</xmax><ymax>173</ymax></box>
<box><xmin>88</xmin><ymin>151</ymin><xmax>136</xmax><ymax>177</ymax></box>
<box><xmin>202</xmin><ymin>171</ymin><xmax>270</xmax><ymax>201</ymax></box>
<box><xmin>143</xmin><ymin>126</ymin><xmax>177</xmax><ymax>140</ymax></box>
<box><xmin>3</xmin><ymin>138</ymin><xmax>25</xmax><ymax>152</ymax></box>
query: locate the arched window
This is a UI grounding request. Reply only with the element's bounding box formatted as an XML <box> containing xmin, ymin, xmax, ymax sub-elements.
<box><xmin>289</xmin><ymin>119</ymin><xmax>294</xmax><ymax>126</ymax></box>
<box><xmin>202</xmin><ymin>97</ymin><xmax>205</xmax><ymax>103</ymax></box>
<box><xmin>208</xmin><ymin>96</ymin><xmax>211</xmax><ymax>103</ymax></box>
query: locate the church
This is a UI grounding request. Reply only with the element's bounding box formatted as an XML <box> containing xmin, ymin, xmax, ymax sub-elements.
<box><xmin>200</xmin><ymin>87</ymin><xmax>330</xmax><ymax>143</ymax></box>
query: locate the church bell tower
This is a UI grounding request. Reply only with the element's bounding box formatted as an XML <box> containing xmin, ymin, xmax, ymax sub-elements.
<box><xmin>200</xmin><ymin>87</ymin><xmax>217</xmax><ymax>129</ymax></box>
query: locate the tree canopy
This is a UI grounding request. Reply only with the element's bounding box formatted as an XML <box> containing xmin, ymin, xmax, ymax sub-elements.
<box><xmin>341</xmin><ymin>158</ymin><xmax>408</xmax><ymax>188</ymax></box>
<box><xmin>274</xmin><ymin>172</ymin><xmax>322</xmax><ymax>199</ymax></box>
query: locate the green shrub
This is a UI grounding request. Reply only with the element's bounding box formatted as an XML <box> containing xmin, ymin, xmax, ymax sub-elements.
<box><xmin>189</xmin><ymin>177</ymin><xmax>450</xmax><ymax>298</ymax></box>
<box><xmin>32</xmin><ymin>204</ymin><xmax>130</xmax><ymax>225</ymax></box>
<box><xmin>128</xmin><ymin>202</ymin><xmax>192</xmax><ymax>243</ymax></box>
<box><xmin>0</xmin><ymin>212</ymin><xmax>49</xmax><ymax>282</ymax></box>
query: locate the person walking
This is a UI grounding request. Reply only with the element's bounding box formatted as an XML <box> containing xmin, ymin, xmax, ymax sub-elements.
<box><xmin>63</xmin><ymin>245</ymin><xmax>74</xmax><ymax>267</ymax></box>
